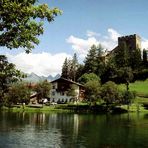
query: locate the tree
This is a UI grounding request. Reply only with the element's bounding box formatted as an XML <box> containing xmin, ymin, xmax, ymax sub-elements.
<box><xmin>5</xmin><ymin>82</ymin><xmax>31</xmax><ymax>106</ymax></box>
<box><xmin>78</xmin><ymin>73</ymin><xmax>101</xmax><ymax>104</ymax></box>
<box><xmin>61</xmin><ymin>58</ymin><xmax>69</xmax><ymax>79</ymax></box>
<box><xmin>121</xmin><ymin>90</ymin><xmax>136</xmax><ymax>106</ymax></box>
<box><xmin>114</xmin><ymin>42</ymin><xmax>129</xmax><ymax>68</ymax></box>
<box><xmin>129</xmin><ymin>48</ymin><xmax>141</xmax><ymax>70</ymax></box>
<box><xmin>96</xmin><ymin>44</ymin><xmax>105</xmax><ymax>76</ymax></box>
<box><xmin>75</xmin><ymin>64</ymin><xmax>84</xmax><ymax>81</ymax></box>
<box><xmin>69</xmin><ymin>53</ymin><xmax>78</xmax><ymax>81</ymax></box>
<box><xmin>101</xmin><ymin>81</ymin><xmax>120</xmax><ymax>105</ymax></box>
<box><xmin>0</xmin><ymin>0</ymin><xmax>61</xmax><ymax>53</ymax></box>
<box><xmin>83</xmin><ymin>45</ymin><xmax>98</xmax><ymax>74</ymax></box>
<box><xmin>61</xmin><ymin>53</ymin><xmax>79</xmax><ymax>81</ymax></box>
<box><xmin>117</xmin><ymin>67</ymin><xmax>133</xmax><ymax>91</ymax></box>
<box><xmin>142</xmin><ymin>49</ymin><xmax>148</xmax><ymax>68</ymax></box>
<box><xmin>78</xmin><ymin>73</ymin><xmax>100</xmax><ymax>85</ymax></box>
<box><xmin>85</xmin><ymin>80</ymin><xmax>101</xmax><ymax>104</ymax></box>
<box><xmin>67</xmin><ymin>84</ymin><xmax>78</xmax><ymax>102</ymax></box>
<box><xmin>0</xmin><ymin>55</ymin><xmax>25</xmax><ymax>105</ymax></box>
<box><xmin>34</xmin><ymin>80</ymin><xmax>51</xmax><ymax>102</ymax></box>
<box><xmin>100</xmin><ymin>58</ymin><xmax>117</xmax><ymax>84</ymax></box>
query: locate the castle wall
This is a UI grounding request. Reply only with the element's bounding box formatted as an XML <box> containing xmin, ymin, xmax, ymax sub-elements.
<box><xmin>118</xmin><ymin>34</ymin><xmax>141</xmax><ymax>50</ymax></box>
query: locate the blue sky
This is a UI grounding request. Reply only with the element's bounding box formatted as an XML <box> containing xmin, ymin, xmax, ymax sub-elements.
<box><xmin>1</xmin><ymin>0</ymin><xmax>148</xmax><ymax>76</ymax></box>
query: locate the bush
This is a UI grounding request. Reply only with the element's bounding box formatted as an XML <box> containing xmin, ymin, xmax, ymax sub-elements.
<box><xmin>121</xmin><ymin>90</ymin><xmax>136</xmax><ymax>105</ymax></box>
<box><xmin>101</xmin><ymin>81</ymin><xmax>120</xmax><ymax>105</ymax></box>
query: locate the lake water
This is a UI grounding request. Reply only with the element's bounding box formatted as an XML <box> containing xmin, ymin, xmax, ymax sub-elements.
<box><xmin>0</xmin><ymin>111</ymin><xmax>148</xmax><ymax>148</ymax></box>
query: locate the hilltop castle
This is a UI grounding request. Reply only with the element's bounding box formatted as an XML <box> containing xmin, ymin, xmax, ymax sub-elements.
<box><xmin>118</xmin><ymin>34</ymin><xmax>141</xmax><ymax>50</ymax></box>
<box><xmin>106</xmin><ymin>34</ymin><xmax>142</xmax><ymax>60</ymax></box>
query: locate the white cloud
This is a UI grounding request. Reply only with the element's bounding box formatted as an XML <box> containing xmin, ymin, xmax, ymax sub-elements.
<box><xmin>142</xmin><ymin>38</ymin><xmax>148</xmax><ymax>49</ymax></box>
<box><xmin>7</xmin><ymin>52</ymin><xmax>71</xmax><ymax>77</ymax></box>
<box><xmin>107</xmin><ymin>28</ymin><xmax>121</xmax><ymax>42</ymax></box>
<box><xmin>67</xmin><ymin>35</ymin><xmax>99</xmax><ymax>58</ymax></box>
<box><xmin>86</xmin><ymin>30</ymin><xmax>100</xmax><ymax>37</ymax></box>
<box><xmin>67</xmin><ymin>28</ymin><xmax>121</xmax><ymax>58</ymax></box>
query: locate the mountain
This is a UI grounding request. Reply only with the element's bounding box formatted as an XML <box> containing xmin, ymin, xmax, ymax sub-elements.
<box><xmin>23</xmin><ymin>73</ymin><xmax>60</xmax><ymax>82</ymax></box>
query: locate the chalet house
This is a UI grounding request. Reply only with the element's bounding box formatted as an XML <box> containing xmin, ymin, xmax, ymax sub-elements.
<box><xmin>50</xmin><ymin>77</ymin><xmax>85</xmax><ymax>103</ymax></box>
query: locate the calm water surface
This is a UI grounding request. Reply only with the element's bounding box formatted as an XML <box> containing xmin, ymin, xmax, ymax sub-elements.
<box><xmin>0</xmin><ymin>111</ymin><xmax>148</xmax><ymax>148</ymax></box>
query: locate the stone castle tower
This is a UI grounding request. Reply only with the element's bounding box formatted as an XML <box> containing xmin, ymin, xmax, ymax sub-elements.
<box><xmin>118</xmin><ymin>34</ymin><xmax>141</xmax><ymax>50</ymax></box>
<box><xmin>105</xmin><ymin>34</ymin><xmax>142</xmax><ymax>62</ymax></box>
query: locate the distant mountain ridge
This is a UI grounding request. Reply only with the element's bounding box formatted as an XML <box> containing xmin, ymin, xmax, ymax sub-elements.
<box><xmin>23</xmin><ymin>73</ymin><xmax>60</xmax><ymax>82</ymax></box>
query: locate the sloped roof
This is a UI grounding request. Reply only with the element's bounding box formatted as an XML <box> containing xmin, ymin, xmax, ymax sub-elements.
<box><xmin>50</xmin><ymin>77</ymin><xmax>84</xmax><ymax>87</ymax></box>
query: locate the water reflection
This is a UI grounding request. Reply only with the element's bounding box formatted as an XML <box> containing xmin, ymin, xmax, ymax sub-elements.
<box><xmin>0</xmin><ymin>111</ymin><xmax>148</xmax><ymax>148</ymax></box>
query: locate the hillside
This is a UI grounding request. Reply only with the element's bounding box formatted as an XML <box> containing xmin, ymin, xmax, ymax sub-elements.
<box><xmin>119</xmin><ymin>79</ymin><xmax>148</xmax><ymax>97</ymax></box>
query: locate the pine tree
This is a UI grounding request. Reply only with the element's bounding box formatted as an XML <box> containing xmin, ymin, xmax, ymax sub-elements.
<box><xmin>129</xmin><ymin>48</ymin><xmax>141</xmax><ymax>70</ymax></box>
<box><xmin>114</xmin><ymin>42</ymin><xmax>129</xmax><ymax>68</ymax></box>
<box><xmin>61</xmin><ymin>58</ymin><xmax>69</xmax><ymax>79</ymax></box>
<box><xmin>83</xmin><ymin>45</ymin><xmax>98</xmax><ymax>74</ymax></box>
<box><xmin>143</xmin><ymin>49</ymin><xmax>147</xmax><ymax>63</ymax></box>
<box><xmin>69</xmin><ymin>53</ymin><xmax>78</xmax><ymax>81</ymax></box>
<box><xmin>96</xmin><ymin>44</ymin><xmax>105</xmax><ymax>76</ymax></box>
<box><xmin>142</xmin><ymin>49</ymin><xmax>148</xmax><ymax>68</ymax></box>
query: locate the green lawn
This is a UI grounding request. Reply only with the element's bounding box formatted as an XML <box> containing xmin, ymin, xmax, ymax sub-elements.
<box><xmin>118</xmin><ymin>79</ymin><xmax>148</xmax><ymax>97</ymax></box>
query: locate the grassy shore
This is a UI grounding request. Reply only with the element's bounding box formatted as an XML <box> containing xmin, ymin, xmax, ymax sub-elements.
<box><xmin>1</xmin><ymin>105</ymin><xmax>71</xmax><ymax>113</ymax></box>
<box><xmin>1</xmin><ymin>102</ymin><xmax>148</xmax><ymax>113</ymax></box>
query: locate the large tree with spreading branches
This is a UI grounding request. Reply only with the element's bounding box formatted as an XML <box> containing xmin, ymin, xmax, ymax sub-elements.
<box><xmin>0</xmin><ymin>0</ymin><xmax>61</xmax><ymax>53</ymax></box>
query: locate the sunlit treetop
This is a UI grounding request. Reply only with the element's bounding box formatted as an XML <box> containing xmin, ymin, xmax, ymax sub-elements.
<box><xmin>0</xmin><ymin>0</ymin><xmax>62</xmax><ymax>53</ymax></box>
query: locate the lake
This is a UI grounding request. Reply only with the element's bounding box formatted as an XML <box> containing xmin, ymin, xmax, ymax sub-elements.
<box><xmin>0</xmin><ymin>111</ymin><xmax>148</xmax><ymax>148</ymax></box>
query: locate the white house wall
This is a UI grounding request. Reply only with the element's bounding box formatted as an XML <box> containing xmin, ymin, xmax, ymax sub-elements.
<box><xmin>50</xmin><ymin>82</ymin><xmax>80</xmax><ymax>102</ymax></box>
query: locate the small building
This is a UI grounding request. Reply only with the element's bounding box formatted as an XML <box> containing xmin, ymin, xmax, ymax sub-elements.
<box><xmin>50</xmin><ymin>77</ymin><xmax>85</xmax><ymax>103</ymax></box>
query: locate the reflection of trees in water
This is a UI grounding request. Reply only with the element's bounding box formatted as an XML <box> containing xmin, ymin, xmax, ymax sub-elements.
<box><xmin>0</xmin><ymin>112</ymin><xmax>148</xmax><ymax>147</ymax></box>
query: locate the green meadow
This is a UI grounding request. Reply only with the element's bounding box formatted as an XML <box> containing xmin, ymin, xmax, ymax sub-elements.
<box><xmin>118</xmin><ymin>79</ymin><xmax>148</xmax><ymax>111</ymax></box>
<box><xmin>119</xmin><ymin>79</ymin><xmax>148</xmax><ymax>97</ymax></box>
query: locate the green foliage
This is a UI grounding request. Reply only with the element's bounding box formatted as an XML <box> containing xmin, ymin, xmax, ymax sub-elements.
<box><xmin>67</xmin><ymin>84</ymin><xmax>78</xmax><ymax>99</ymax></box>
<box><xmin>85</xmin><ymin>80</ymin><xmax>101</xmax><ymax>103</ymax></box>
<box><xmin>61</xmin><ymin>58</ymin><xmax>69</xmax><ymax>79</ymax></box>
<box><xmin>61</xmin><ymin>53</ymin><xmax>78</xmax><ymax>81</ymax></box>
<box><xmin>114</xmin><ymin>42</ymin><xmax>129</xmax><ymax>68</ymax></box>
<box><xmin>0</xmin><ymin>55</ymin><xmax>26</xmax><ymax>104</ymax></box>
<box><xmin>118</xmin><ymin>79</ymin><xmax>148</xmax><ymax>97</ymax></box>
<box><xmin>101</xmin><ymin>58</ymin><xmax>117</xmax><ymax>83</ymax></box>
<box><xmin>143</xmin><ymin>49</ymin><xmax>148</xmax><ymax>63</ymax></box>
<box><xmin>113</xmin><ymin>41</ymin><xmax>141</xmax><ymax>70</ymax></box>
<box><xmin>96</xmin><ymin>44</ymin><xmax>106</xmax><ymax>76</ymax></box>
<box><xmin>83</xmin><ymin>45</ymin><xmax>98</xmax><ymax>73</ymax></box>
<box><xmin>5</xmin><ymin>82</ymin><xmax>31</xmax><ymax>106</ymax></box>
<box><xmin>75</xmin><ymin>64</ymin><xmax>84</xmax><ymax>81</ymax></box>
<box><xmin>69</xmin><ymin>53</ymin><xmax>78</xmax><ymax>81</ymax></box>
<box><xmin>129</xmin><ymin>48</ymin><xmax>141</xmax><ymax>70</ymax></box>
<box><xmin>117</xmin><ymin>67</ymin><xmax>134</xmax><ymax>90</ymax></box>
<box><xmin>101</xmin><ymin>81</ymin><xmax>120</xmax><ymax>104</ymax></box>
<box><xmin>0</xmin><ymin>0</ymin><xmax>61</xmax><ymax>53</ymax></box>
<box><xmin>78</xmin><ymin>73</ymin><xmax>101</xmax><ymax>103</ymax></box>
<box><xmin>78</xmin><ymin>73</ymin><xmax>100</xmax><ymax>84</ymax></box>
<box><xmin>34</xmin><ymin>80</ymin><xmax>51</xmax><ymax>100</ymax></box>
<box><xmin>121</xmin><ymin>90</ymin><xmax>136</xmax><ymax>105</ymax></box>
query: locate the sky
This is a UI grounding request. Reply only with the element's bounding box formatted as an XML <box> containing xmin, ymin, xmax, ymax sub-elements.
<box><xmin>1</xmin><ymin>0</ymin><xmax>148</xmax><ymax>76</ymax></box>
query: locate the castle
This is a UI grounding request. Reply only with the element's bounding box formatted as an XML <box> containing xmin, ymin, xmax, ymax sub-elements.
<box><xmin>106</xmin><ymin>34</ymin><xmax>142</xmax><ymax>60</ymax></box>
<box><xmin>118</xmin><ymin>34</ymin><xmax>141</xmax><ymax>50</ymax></box>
